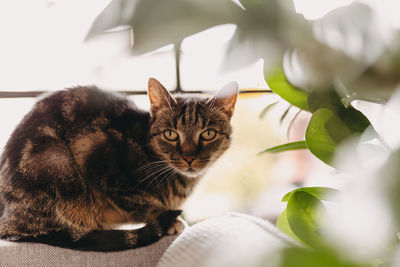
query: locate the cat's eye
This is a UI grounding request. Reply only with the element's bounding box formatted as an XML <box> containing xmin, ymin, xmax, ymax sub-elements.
<box><xmin>200</xmin><ymin>129</ymin><xmax>217</xmax><ymax>141</ymax></box>
<box><xmin>163</xmin><ymin>130</ymin><xmax>179</xmax><ymax>141</ymax></box>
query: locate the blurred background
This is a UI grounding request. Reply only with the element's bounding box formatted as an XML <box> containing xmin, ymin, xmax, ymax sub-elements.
<box><xmin>0</xmin><ymin>0</ymin><xmax>395</xmax><ymax>225</ymax></box>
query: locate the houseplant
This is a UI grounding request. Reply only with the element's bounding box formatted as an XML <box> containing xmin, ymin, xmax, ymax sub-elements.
<box><xmin>88</xmin><ymin>0</ymin><xmax>400</xmax><ymax>265</ymax></box>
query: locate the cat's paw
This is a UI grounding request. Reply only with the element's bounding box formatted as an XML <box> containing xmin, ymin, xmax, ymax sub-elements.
<box><xmin>167</xmin><ymin>217</ymin><xmax>187</xmax><ymax>235</ymax></box>
<box><xmin>156</xmin><ymin>210</ymin><xmax>182</xmax><ymax>236</ymax></box>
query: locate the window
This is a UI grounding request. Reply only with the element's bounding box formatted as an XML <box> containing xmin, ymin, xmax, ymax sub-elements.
<box><xmin>0</xmin><ymin>0</ymin><xmax>340</xmax><ymax>223</ymax></box>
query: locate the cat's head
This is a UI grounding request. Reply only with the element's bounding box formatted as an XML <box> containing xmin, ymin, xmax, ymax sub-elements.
<box><xmin>148</xmin><ymin>78</ymin><xmax>238</xmax><ymax>178</ymax></box>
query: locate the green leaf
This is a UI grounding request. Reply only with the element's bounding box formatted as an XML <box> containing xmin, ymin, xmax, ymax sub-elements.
<box><xmin>259</xmin><ymin>101</ymin><xmax>279</xmax><ymax>119</ymax></box>
<box><xmin>305</xmin><ymin>109</ymin><xmax>337</xmax><ymax>164</ymax></box>
<box><xmin>222</xmin><ymin>0</ymin><xmax>285</xmax><ymax>72</ymax></box>
<box><xmin>307</xmin><ymin>89</ymin><xmax>343</xmax><ymax>113</ymax></box>
<box><xmin>305</xmin><ymin>108</ymin><xmax>348</xmax><ymax>165</ymax></box>
<box><xmin>258</xmin><ymin>141</ymin><xmax>307</xmax><ymax>154</ymax></box>
<box><xmin>223</xmin><ymin>27</ymin><xmax>282</xmax><ymax>73</ymax></box>
<box><xmin>337</xmin><ymin>108</ymin><xmax>371</xmax><ymax>134</ymax></box>
<box><xmin>280</xmin><ymin>247</ymin><xmax>357</xmax><ymax>267</ymax></box>
<box><xmin>286</xmin><ymin>191</ymin><xmax>326</xmax><ymax>248</ymax></box>
<box><xmin>324</xmin><ymin>111</ymin><xmax>352</xmax><ymax>144</ymax></box>
<box><xmin>222</xmin><ymin>0</ymin><xmax>313</xmax><ymax>72</ymax></box>
<box><xmin>308</xmin><ymin>89</ymin><xmax>371</xmax><ymax>136</ymax></box>
<box><xmin>276</xmin><ymin>209</ymin><xmax>303</xmax><ymax>244</ymax></box>
<box><xmin>88</xmin><ymin>0</ymin><xmax>241</xmax><ymax>54</ymax></box>
<box><xmin>265</xmin><ymin>68</ymin><xmax>309</xmax><ymax>111</ymax></box>
<box><xmin>282</xmin><ymin>187</ymin><xmax>340</xmax><ymax>202</ymax></box>
<box><xmin>306</xmin><ymin>107</ymin><xmax>371</xmax><ymax>165</ymax></box>
<box><xmin>280</xmin><ymin>105</ymin><xmax>292</xmax><ymax>124</ymax></box>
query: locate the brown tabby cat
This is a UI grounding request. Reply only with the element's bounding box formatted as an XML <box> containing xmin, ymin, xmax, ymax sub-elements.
<box><xmin>0</xmin><ymin>78</ymin><xmax>238</xmax><ymax>251</ymax></box>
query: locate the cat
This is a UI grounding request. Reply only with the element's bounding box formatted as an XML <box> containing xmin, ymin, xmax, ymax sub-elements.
<box><xmin>0</xmin><ymin>78</ymin><xmax>238</xmax><ymax>251</ymax></box>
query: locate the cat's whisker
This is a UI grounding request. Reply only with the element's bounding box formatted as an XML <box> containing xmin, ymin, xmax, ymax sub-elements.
<box><xmin>136</xmin><ymin>160</ymin><xmax>166</xmax><ymax>170</ymax></box>
<box><xmin>136</xmin><ymin>170</ymin><xmax>164</xmax><ymax>185</ymax></box>
<box><xmin>162</xmin><ymin>171</ymin><xmax>177</xmax><ymax>193</ymax></box>
<box><xmin>137</xmin><ymin>165</ymin><xmax>167</xmax><ymax>179</ymax></box>
<box><xmin>158</xmin><ymin>168</ymin><xmax>178</xmax><ymax>191</ymax></box>
<box><xmin>135</xmin><ymin>161</ymin><xmax>168</xmax><ymax>175</ymax></box>
<box><xmin>144</xmin><ymin>166</ymin><xmax>174</xmax><ymax>192</ymax></box>
<box><xmin>134</xmin><ymin>169</ymin><xmax>169</xmax><ymax>190</ymax></box>
<box><xmin>163</xmin><ymin>169</ymin><xmax>179</xmax><ymax>193</ymax></box>
<box><xmin>136</xmin><ymin>162</ymin><xmax>170</xmax><ymax>177</ymax></box>
<box><xmin>154</xmin><ymin>169</ymin><xmax>175</xmax><ymax>191</ymax></box>
<box><xmin>144</xmin><ymin>165</ymin><xmax>172</xmax><ymax>183</ymax></box>
<box><xmin>137</xmin><ymin>165</ymin><xmax>170</xmax><ymax>185</ymax></box>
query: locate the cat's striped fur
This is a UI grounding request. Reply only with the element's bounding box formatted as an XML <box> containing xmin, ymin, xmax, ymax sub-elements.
<box><xmin>0</xmin><ymin>78</ymin><xmax>238</xmax><ymax>251</ymax></box>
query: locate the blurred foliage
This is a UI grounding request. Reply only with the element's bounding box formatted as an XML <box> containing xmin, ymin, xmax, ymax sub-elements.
<box><xmin>265</xmin><ymin>68</ymin><xmax>309</xmax><ymax>111</ymax></box>
<box><xmin>277</xmin><ymin>187</ymin><xmax>335</xmax><ymax>248</ymax></box>
<box><xmin>286</xmin><ymin>191</ymin><xmax>327</xmax><ymax>248</ymax></box>
<box><xmin>279</xmin><ymin>247</ymin><xmax>357</xmax><ymax>267</ymax></box>
<box><xmin>259</xmin><ymin>101</ymin><xmax>278</xmax><ymax>119</ymax></box>
<box><xmin>88</xmin><ymin>0</ymin><xmax>400</xmax><ymax>101</ymax></box>
<box><xmin>87</xmin><ymin>0</ymin><xmax>242</xmax><ymax>54</ymax></box>
<box><xmin>88</xmin><ymin>0</ymin><xmax>400</xmax><ymax>266</ymax></box>
<box><xmin>258</xmin><ymin>141</ymin><xmax>306</xmax><ymax>154</ymax></box>
<box><xmin>281</xmin><ymin>187</ymin><xmax>339</xmax><ymax>202</ymax></box>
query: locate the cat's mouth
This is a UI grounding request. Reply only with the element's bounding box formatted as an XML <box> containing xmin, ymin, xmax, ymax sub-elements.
<box><xmin>180</xmin><ymin>168</ymin><xmax>203</xmax><ymax>178</ymax></box>
<box><xmin>173</xmin><ymin>166</ymin><xmax>205</xmax><ymax>178</ymax></box>
<box><xmin>168</xmin><ymin>159</ymin><xmax>209</xmax><ymax>178</ymax></box>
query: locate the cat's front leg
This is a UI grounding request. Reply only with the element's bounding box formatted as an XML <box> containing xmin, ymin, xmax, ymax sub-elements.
<box><xmin>166</xmin><ymin>215</ymin><xmax>187</xmax><ymax>235</ymax></box>
<box><xmin>112</xmin><ymin>194</ymin><xmax>187</xmax><ymax>235</ymax></box>
<box><xmin>140</xmin><ymin>208</ymin><xmax>186</xmax><ymax>235</ymax></box>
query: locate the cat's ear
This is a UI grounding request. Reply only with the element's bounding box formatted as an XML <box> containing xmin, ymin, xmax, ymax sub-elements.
<box><xmin>148</xmin><ymin>78</ymin><xmax>176</xmax><ymax>114</ymax></box>
<box><xmin>207</xmin><ymin>81</ymin><xmax>239</xmax><ymax>118</ymax></box>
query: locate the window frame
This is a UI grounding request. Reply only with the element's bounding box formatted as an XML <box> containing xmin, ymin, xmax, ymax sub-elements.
<box><xmin>0</xmin><ymin>44</ymin><xmax>272</xmax><ymax>98</ymax></box>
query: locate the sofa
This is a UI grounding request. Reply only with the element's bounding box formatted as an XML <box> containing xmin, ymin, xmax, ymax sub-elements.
<box><xmin>0</xmin><ymin>213</ymin><xmax>296</xmax><ymax>267</ymax></box>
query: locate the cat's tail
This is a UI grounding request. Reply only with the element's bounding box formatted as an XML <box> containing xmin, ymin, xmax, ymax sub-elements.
<box><xmin>16</xmin><ymin>210</ymin><xmax>182</xmax><ymax>251</ymax></box>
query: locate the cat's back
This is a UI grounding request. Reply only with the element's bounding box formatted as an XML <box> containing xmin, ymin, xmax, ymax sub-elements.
<box><xmin>5</xmin><ymin>85</ymin><xmax>147</xmax><ymax>146</ymax></box>
<box><xmin>33</xmin><ymin>85</ymin><xmax>136</xmax><ymax>130</ymax></box>
<box><xmin>0</xmin><ymin>86</ymin><xmax>149</xmax><ymax>191</ymax></box>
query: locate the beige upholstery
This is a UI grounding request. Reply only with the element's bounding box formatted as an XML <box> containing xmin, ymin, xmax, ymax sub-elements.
<box><xmin>0</xmin><ymin>213</ymin><xmax>295</xmax><ymax>267</ymax></box>
<box><xmin>0</xmin><ymin>235</ymin><xmax>177</xmax><ymax>267</ymax></box>
<box><xmin>157</xmin><ymin>213</ymin><xmax>297</xmax><ymax>267</ymax></box>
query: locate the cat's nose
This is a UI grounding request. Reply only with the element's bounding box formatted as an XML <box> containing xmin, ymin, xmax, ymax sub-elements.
<box><xmin>183</xmin><ymin>155</ymin><xmax>195</xmax><ymax>165</ymax></box>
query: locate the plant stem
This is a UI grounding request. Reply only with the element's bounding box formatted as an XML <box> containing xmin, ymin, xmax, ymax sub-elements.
<box><xmin>174</xmin><ymin>40</ymin><xmax>183</xmax><ymax>93</ymax></box>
